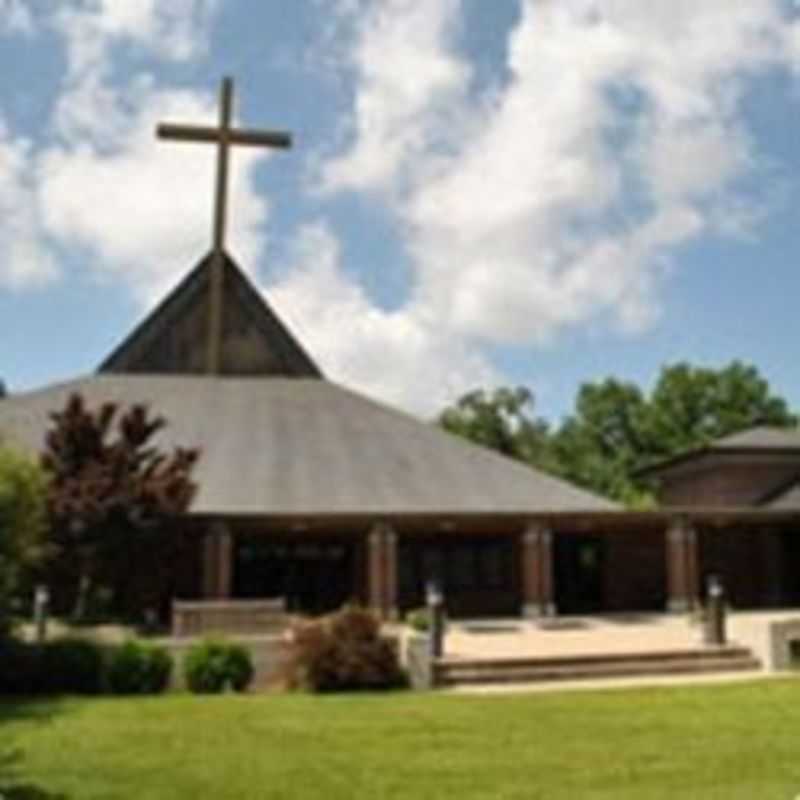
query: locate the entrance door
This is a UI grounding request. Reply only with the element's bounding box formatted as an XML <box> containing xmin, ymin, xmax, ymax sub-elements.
<box><xmin>398</xmin><ymin>537</ymin><xmax>517</xmax><ymax>618</ymax></box>
<box><xmin>554</xmin><ymin>534</ymin><xmax>606</xmax><ymax>614</ymax></box>
<box><xmin>233</xmin><ymin>538</ymin><xmax>355</xmax><ymax>615</ymax></box>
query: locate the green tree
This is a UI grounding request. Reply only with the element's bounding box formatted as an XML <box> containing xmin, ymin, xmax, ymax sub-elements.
<box><xmin>42</xmin><ymin>393</ymin><xmax>199</xmax><ymax>622</ymax></box>
<box><xmin>550</xmin><ymin>379</ymin><xmax>650</xmax><ymax>505</ymax></box>
<box><xmin>0</xmin><ymin>445</ymin><xmax>48</xmax><ymax>635</ymax></box>
<box><xmin>641</xmin><ymin>361</ymin><xmax>796</xmax><ymax>461</ymax></box>
<box><xmin>438</xmin><ymin>387</ymin><xmax>555</xmax><ymax>469</ymax></box>
<box><xmin>438</xmin><ymin>361</ymin><xmax>797</xmax><ymax>506</ymax></box>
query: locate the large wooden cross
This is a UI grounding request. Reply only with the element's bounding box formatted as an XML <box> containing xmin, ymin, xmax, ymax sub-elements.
<box><xmin>156</xmin><ymin>76</ymin><xmax>292</xmax><ymax>373</ymax></box>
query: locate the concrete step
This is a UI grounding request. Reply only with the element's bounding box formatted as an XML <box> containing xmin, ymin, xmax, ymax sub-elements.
<box><xmin>434</xmin><ymin>647</ymin><xmax>761</xmax><ymax>687</ymax></box>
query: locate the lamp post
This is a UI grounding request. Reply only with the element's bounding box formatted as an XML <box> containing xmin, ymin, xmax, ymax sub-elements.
<box><xmin>33</xmin><ymin>584</ymin><xmax>50</xmax><ymax>644</ymax></box>
<box><xmin>703</xmin><ymin>574</ymin><xmax>727</xmax><ymax>646</ymax></box>
<box><xmin>426</xmin><ymin>578</ymin><xmax>445</xmax><ymax>659</ymax></box>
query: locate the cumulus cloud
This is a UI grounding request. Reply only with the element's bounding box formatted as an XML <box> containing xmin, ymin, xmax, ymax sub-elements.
<box><xmin>0</xmin><ymin>0</ymin><xmax>274</xmax><ymax>303</ymax></box>
<box><xmin>0</xmin><ymin>0</ymin><xmax>33</xmax><ymax>35</ymax></box>
<box><xmin>39</xmin><ymin>84</ymin><xmax>269</xmax><ymax>303</ymax></box>
<box><xmin>318</xmin><ymin>0</ymin><xmax>800</xmax><ymax>355</ymax></box>
<box><xmin>320</xmin><ymin>0</ymin><xmax>470</xmax><ymax>193</ymax></box>
<box><xmin>53</xmin><ymin>0</ymin><xmax>219</xmax><ymax>77</ymax></box>
<box><xmin>0</xmin><ymin>124</ymin><xmax>57</xmax><ymax>289</ymax></box>
<box><xmin>268</xmin><ymin>222</ymin><xmax>499</xmax><ymax>414</ymax></box>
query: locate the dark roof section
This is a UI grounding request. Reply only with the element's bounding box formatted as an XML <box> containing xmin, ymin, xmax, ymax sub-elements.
<box><xmin>639</xmin><ymin>425</ymin><xmax>800</xmax><ymax>477</ymax></box>
<box><xmin>764</xmin><ymin>482</ymin><xmax>800</xmax><ymax>511</ymax></box>
<box><xmin>0</xmin><ymin>374</ymin><xmax>617</xmax><ymax>517</ymax></box>
<box><xmin>99</xmin><ymin>251</ymin><xmax>322</xmax><ymax>378</ymax></box>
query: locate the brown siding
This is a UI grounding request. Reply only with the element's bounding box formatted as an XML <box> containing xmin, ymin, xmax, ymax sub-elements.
<box><xmin>659</xmin><ymin>462</ymin><xmax>800</xmax><ymax>507</ymax></box>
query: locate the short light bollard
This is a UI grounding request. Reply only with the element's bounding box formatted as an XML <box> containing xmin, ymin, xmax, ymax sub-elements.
<box><xmin>33</xmin><ymin>584</ymin><xmax>50</xmax><ymax>644</ymax></box>
<box><xmin>703</xmin><ymin>574</ymin><xmax>726</xmax><ymax>646</ymax></box>
<box><xmin>426</xmin><ymin>579</ymin><xmax>445</xmax><ymax>660</ymax></box>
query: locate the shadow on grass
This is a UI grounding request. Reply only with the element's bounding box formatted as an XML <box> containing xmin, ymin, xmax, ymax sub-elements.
<box><xmin>0</xmin><ymin>698</ymin><xmax>69</xmax><ymax>726</ymax></box>
<box><xmin>1</xmin><ymin>750</ymin><xmax>70</xmax><ymax>800</ymax></box>
<box><xmin>1</xmin><ymin>700</ymin><xmax>73</xmax><ymax>799</ymax></box>
<box><xmin>0</xmin><ymin>784</ymin><xmax>70</xmax><ymax>799</ymax></box>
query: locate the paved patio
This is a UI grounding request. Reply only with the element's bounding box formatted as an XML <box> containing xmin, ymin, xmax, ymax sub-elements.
<box><xmin>443</xmin><ymin>609</ymin><xmax>800</xmax><ymax>663</ymax></box>
<box><xmin>436</xmin><ymin>611</ymin><xmax>800</xmax><ymax>693</ymax></box>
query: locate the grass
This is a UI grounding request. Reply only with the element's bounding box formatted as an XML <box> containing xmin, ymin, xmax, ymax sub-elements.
<box><xmin>3</xmin><ymin>680</ymin><xmax>800</xmax><ymax>799</ymax></box>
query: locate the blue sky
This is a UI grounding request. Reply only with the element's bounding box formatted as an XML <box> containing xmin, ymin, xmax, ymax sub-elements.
<box><xmin>1</xmin><ymin>0</ymin><xmax>800</xmax><ymax>422</ymax></box>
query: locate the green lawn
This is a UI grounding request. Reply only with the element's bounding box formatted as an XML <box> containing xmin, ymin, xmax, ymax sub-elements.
<box><xmin>3</xmin><ymin>680</ymin><xmax>800</xmax><ymax>799</ymax></box>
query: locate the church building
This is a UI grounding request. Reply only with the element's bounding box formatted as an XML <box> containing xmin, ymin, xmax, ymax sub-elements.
<box><xmin>1</xmin><ymin>79</ymin><xmax>799</xmax><ymax>623</ymax></box>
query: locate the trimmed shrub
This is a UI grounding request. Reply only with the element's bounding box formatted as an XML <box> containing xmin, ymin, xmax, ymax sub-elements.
<box><xmin>283</xmin><ymin>606</ymin><xmax>408</xmax><ymax>693</ymax></box>
<box><xmin>39</xmin><ymin>638</ymin><xmax>106</xmax><ymax>694</ymax></box>
<box><xmin>0</xmin><ymin>638</ymin><xmax>105</xmax><ymax>695</ymax></box>
<box><xmin>184</xmin><ymin>639</ymin><xmax>254</xmax><ymax>694</ymax></box>
<box><xmin>225</xmin><ymin>643</ymin><xmax>255</xmax><ymax>692</ymax></box>
<box><xmin>107</xmin><ymin>640</ymin><xmax>173</xmax><ymax>695</ymax></box>
<box><xmin>0</xmin><ymin>636</ymin><xmax>41</xmax><ymax>695</ymax></box>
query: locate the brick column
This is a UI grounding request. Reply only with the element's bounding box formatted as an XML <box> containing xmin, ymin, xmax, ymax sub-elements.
<box><xmin>384</xmin><ymin>528</ymin><xmax>399</xmax><ymax>620</ymax></box>
<box><xmin>216</xmin><ymin>525</ymin><xmax>233</xmax><ymax>599</ymax></box>
<box><xmin>366</xmin><ymin>524</ymin><xmax>398</xmax><ymax>620</ymax></box>
<box><xmin>520</xmin><ymin>522</ymin><xmax>556</xmax><ymax>617</ymax></box>
<box><xmin>367</xmin><ymin>525</ymin><xmax>385</xmax><ymax>616</ymax></box>
<box><xmin>665</xmin><ymin>518</ymin><xmax>699</xmax><ymax>613</ymax></box>
<box><xmin>201</xmin><ymin>523</ymin><xmax>233</xmax><ymax>599</ymax></box>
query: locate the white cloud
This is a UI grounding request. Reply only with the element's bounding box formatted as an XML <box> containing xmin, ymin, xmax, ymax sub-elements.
<box><xmin>0</xmin><ymin>124</ymin><xmax>57</xmax><ymax>289</ymax></box>
<box><xmin>318</xmin><ymin>0</ymin><xmax>800</xmax><ymax>356</ymax></box>
<box><xmin>0</xmin><ymin>0</ymin><xmax>271</xmax><ymax>304</ymax></box>
<box><xmin>38</xmin><ymin>85</ymin><xmax>269</xmax><ymax>304</ymax></box>
<box><xmin>53</xmin><ymin>0</ymin><xmax>219</xmax><ymax>77</ymax></box>
<box><xmin>320</xmin><ymin>0</ymin><xmax>470</xmax><ymax>193</ymax></box>
<box><xmin>0</xmin><ymin>0</ymin><xmax>33</xmax><ymax>35</ymax></box>
<box><xmin>268</xmin><ymin>222</ymin><xmax>499</xmax><ymax>415</ymax></box>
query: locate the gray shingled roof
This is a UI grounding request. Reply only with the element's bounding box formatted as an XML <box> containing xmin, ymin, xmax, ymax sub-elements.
<box><xmin>714</xmin><ymin>426</ymin><xmax>800</xmax><ymax>451</ymax></box>
<box><xmin>763</xmin><ymin>482</ymin><xmax>800</xmax><ymax>511</ymax></box>
<box><xmin>639</xmin><ymin>425</ymin><xmax>800</xmax><ymax>477</ymax></box>
<box><xmin>0</xmin><ymin>375</ymin><xmax>616</xmax><ymax>517</ymax></box>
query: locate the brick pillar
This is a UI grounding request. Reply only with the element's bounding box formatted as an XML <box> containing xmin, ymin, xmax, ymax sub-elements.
<box><xmin>666</xmin><ymin>518</ymin><xmax>699</xmax><ymax>613</ymax></box>
<box><xmin>201</xmin><ymin>523</ymin><xmax>233</xmax><ymax>599</ymax></box>
<box><xmin>520</xmin><ymin>523</ymin><xmax>556</xmax><ymax>618</ymax></box>
<box><xmin>216</xmin><ymin>525</ymin><xmax>233</xmax><ymax>599</ymax></box>
<box><xmin>384</xmin><ymin>528</ymin><xmax>399</xmax><ymax>620</ymax></box>
<box><xmin>366</xmin><ymin>524</ymin><xmax>398</xmax><ymax>620</ymax></box>
<box><xmin>201</xmin><ymin>530</ymin><xmax>216</xmax><ymax>599</ymax></box>
<box><xmin>367</xmin><ymin>525</ymin><xmax>385</xmax><ymax>616</ymax></box>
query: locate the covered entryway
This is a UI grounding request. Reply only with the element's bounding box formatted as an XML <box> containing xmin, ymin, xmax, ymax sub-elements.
<box><xmin>232</xmin><ymin>535</ymin><xmax>358</xmax><ymax>615</ymax></box>
<box><xmin>398</xmin><ymin>535</ymin><xmax>519</xmax><ymax>618</ymax></box>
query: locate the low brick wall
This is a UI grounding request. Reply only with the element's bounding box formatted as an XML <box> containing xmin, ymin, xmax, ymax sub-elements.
<box><xmin>161</xmin><ymin>633</ymin><xmax>289</xmax><ymax>690</ymax></box>
<box><xmin>171</xmin><ymin>598</ymin><xmax>288</xmax><ymax>638</ymax></box>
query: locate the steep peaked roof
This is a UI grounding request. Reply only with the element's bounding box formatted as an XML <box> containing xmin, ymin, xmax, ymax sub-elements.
<box><xmin>0</xmin><ymin>375</ymin><xmax>617</xmax><ymax>517</ymax></box>
<box><xmin>99</xmin><ymin>251</ymin><xmax>322</xmax><ymax>378</ymax></box>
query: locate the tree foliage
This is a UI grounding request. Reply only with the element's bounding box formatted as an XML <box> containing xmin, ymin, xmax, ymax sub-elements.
<box><xmin>0</xmin><ymin>445</ymin><xmax>48</xmax><ymax>635</ymax></box>
<box><xmin>41</xmin><ymin>393</ymin><xmax>199</xmax><ymax>621</ymax></box>
<box><xmin>438</xmin><ymin>387</ymin><xmax>555</xmax><ymax>468</ymax></box>
<box><xmin>437</xmin><ymin>361</ymin><xmax>797</xmax><ymax>506</ymax></box>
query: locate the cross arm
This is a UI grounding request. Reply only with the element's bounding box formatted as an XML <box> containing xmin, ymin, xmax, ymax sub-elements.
<box><xmin>156</xmin><ymin>123</ymin><xmax>292</xmax><ymax>149</ymax></box>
